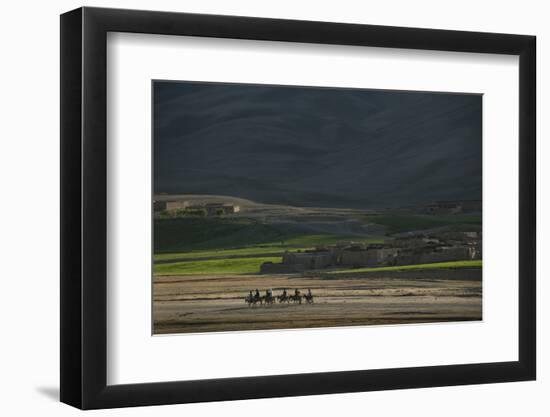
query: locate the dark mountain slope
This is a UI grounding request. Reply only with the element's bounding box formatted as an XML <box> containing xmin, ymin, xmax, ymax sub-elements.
<box><xmin>154</xmin><ymin>82</ymin><xmax>481</xmax><ymax>209</ymax></box>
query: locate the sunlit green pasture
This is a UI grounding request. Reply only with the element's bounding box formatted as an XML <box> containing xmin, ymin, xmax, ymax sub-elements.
<box><xmin>154</xmin><ymin>235</ymin><xmax>386</xmax><ymax>262</ymax></box>
<box><xmin>153</xmin><ymin>256</ymin><xmax>282</xmax><ymax>276</ymax></box>
<box><xmin>154</xmin><ymin>217</ymin><xmax>386</xmax><ymax>253</ymax></box>
<box><xmin>154</xmin><ymin>246</ymin><xmax>305</xmax><ymax>262</ymax></box>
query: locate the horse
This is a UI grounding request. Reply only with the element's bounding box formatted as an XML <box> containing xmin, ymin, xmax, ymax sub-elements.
<box><xmin>277</xmin><ymin>294</ymin><xmax>290</xmax><ymax>304</ymax></box>
<box><xmin>289</xmin><ymin>294</ymin><xmax>302</xmax><ymax>304</ymax></box>
<box><xmin>245</xmin><ymin>294</ymin><xmax>263</xmax><ymax>307</ymax></box>
<box><xmin>264</xmin><ymin>294</ymin><xmax>275</xmax><ymax>305</ymax></box>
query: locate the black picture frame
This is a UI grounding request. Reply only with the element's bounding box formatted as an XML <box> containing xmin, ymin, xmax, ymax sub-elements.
<box><xmin>60</xmin><ymin>6</ymin><xmax>536</xmax><ymax>410</ymax></box>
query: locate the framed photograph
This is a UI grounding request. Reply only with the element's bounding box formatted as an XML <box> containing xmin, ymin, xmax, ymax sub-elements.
<box><xmin>60</xmin><ymin>6</ymin><xmax>536</xmax><ymax>409</ymax></box>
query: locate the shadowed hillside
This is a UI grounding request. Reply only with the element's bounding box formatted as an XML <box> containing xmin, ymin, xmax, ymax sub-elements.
<box><xmin>154</xmin><ymin>82</ymin><xmax>482</xmax><ymax>209</ymax></box>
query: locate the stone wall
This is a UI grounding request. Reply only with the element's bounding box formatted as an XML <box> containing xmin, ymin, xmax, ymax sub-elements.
<box><xmin>261</xmin><ymin>238</ymin><xmax>481</xmax><ymax>274</ymax></box>
<box><xmin>395</xmin><ymin>246</ymin><xmax>472</xmax><ymax>265</ymax></box>
<box><xmin>340</xmin><ymin>248</ymin><xmax>398</xmax><ymax>267</ymax></box>
<box><xmin>282</xmin><ymin>252</ymin><xmax>334</xmax><ymax>269</ymax></box>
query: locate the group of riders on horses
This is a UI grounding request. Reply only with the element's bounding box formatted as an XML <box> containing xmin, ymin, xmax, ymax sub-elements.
<box><xmin>245</xmin><ymin>288</ymin><xmax>314</xmax><ymax>306</ymax></box>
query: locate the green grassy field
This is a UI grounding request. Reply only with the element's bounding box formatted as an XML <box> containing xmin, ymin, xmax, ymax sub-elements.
<box><xmin>327</xmin><ymin>260</ymin><xmax>482</xmax><ymax>275</ymax></box>
<box><xmin>283</xmin><ymin>235</ymin><xmax>383</xmax><ymax>246</ymax></box>
<box><xmin>154</xmin><ymin>217</ymin><xmax>384</xmax><ymax>255</ymax></box>
<box><xmin>154</xmin><ymin>256</ymin><xmax>282</xmax><ymax>276</ymax></box>
<box><xmin>154</xmin><ymin>246</ymin><xmax>296</xmax><ymax>261</ymax></box>
<box><xmin>155</xmin><ymin>218</ymin><xmax>385</xmax><ymax>253</ymax></box>
<box><xmin>153</xmin><ymin>216</ymin><xmax>481</xmax><ymax>277</ymax></box>
<box><xmin>154</xmin><ymin>235</ymin><xmax>385</xmax><ymax>262</ymax></box>
<box><xmin>364</xmin><ymin>214</ymin><xmax>481</xmax><ymax>234</ymax></box>
<box><xmin>153</xmin><ymin>217</ymin><xmax>388</xmax><ymax>275</ymax></box>
<box><xmin>155</xmin><ymin>258</ymin><xmax>481</xmax><ymax>277</ymax></box>
<box><xmin>155</xmin><ymin>218</ymin><xmax>294</xmax><ymax>253</ymax></box>
<box><xmin>154</xmin><ymin>214</ymin><xmax>480</xmax><ymax>254</ymax></box>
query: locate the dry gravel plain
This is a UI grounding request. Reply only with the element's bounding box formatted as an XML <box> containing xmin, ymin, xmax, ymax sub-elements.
<box><xmin>153</xmin><ymin>271</ymin><xmax>482</xmax><ymax>334</ymax></box>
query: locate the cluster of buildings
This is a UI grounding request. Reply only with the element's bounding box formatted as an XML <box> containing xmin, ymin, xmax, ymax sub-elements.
<box><xmin>153</xmin><ymin>200</ymin><xmax>240</xmax><ymax>216</ymax></box>
<box><xmin>260</xmin><ymin>231</ymin><xmax>481</xmax><ymax>274</ymax></box>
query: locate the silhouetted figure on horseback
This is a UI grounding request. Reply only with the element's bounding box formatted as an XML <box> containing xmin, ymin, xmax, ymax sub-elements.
<box><xmin>290</xmin><ymin>289</ymin><xmax>302</xmax><ymax>304</ymax></box>
<box><xmin>245</xmin><ymin>290</ymin><xmax>258</xmax><ymax>306</ymax></box>
<box><xmin>305</xmin><ymin>288</ymin><xmax>314</xmax><ymax>304</ymax></box>
<box><xmin>277</xmin><ymin>288</ymin><xmax>289</xmax><ymax>303</ymax></box>
<box><xmin>245</xmin><ymin>289</ymin><xmax>263</xmax><ymax>306</ymax></box>
<box><xmin>264</xmin><ymin>288</ymin><xmax>275</xmax><ymax>305</ymax></box>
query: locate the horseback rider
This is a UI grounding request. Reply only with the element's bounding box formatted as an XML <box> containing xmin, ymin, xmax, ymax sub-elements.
<box><xmin>282</xmin><ymin>288</ymin><xmax>287</xmax><ymax>297</ymax></box>
<box><xmin>294</xmin><ymin>289</ymin><xmax>300</xmax><ymax>296</ymax></box>
<box><xmin>255</xmin><ymin>288</ymin><xmax>260</xmax><ymax>299</ymax></box>
<box><xmin>307</xmin><ymin>288</ymin><xmax>312</xmax><ymax>297</ymax></box>
<box><xmin>246</xmin><ymin>290</ymin><xmax>254</xmax><ymax>306</ymax></box>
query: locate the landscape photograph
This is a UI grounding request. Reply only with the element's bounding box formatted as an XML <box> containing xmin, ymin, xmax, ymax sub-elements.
<box><xmin>152</xmin><ymin>80</ymin><xmax>482</xmax><ymax>335</ymax></box>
